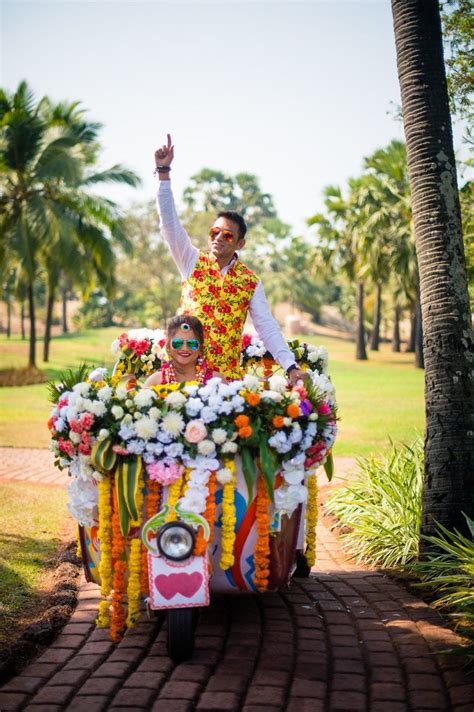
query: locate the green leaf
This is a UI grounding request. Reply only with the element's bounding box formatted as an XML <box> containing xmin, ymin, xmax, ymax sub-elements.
<box><xmin>115</xmin><ymin>467</ymin><xmax>130</xmax><ymax>537</ymax></box>
<box><xmin>259</xmin><ymin>433</ymin><xmax>278</xmax><ymax>503</ymax></box>
<box><xmin>324</xmin><ymin>451</ymin><xmax>334</xmax><ymax>481</ymax></box>
<box><xmin>240</xmin><ymin>448</ymin><xmax>257</xmax><ymax>500</ymax></box>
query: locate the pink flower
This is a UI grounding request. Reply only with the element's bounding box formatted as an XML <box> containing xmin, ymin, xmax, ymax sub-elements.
<box><xmin>57</xmin><ymin>396</ymin><xmax>69</xmax><ymax>411</ymax></box>
<box><xmin>81</xmin><ymin>431</ymin><xmax>91</xmax><ymax>446</ymax></box>
<box><xmin>317</xmin><ymin>402</ymin><xmax>331</xmax><ymax>416</ymax></box>
<box><xmin>78</xmin><ymin>443</ymin><xmax>91</xmax><ymax>456</ymax></box>
<box><xmin>80</xmin><ymin>412</ymin><xmax>95</xmax><ymax>430</ymax></box>
<box><xmin>184</xmin><ymin>419</ymin><xmax>208</xmax><ymax>444</ymax></box>
<box><xmin>292</xmin><ymin>382</ymin><xmax>308</xmax><ymax>399</ymax></box>
<box><xmin>242</xmin><ymin>333</ymin><xmax>252</xmax><ymax>349</ymax></box>
<box><xmin>134</xmin><ymin>340</ymin><xmax>149</xmax><ymax>357</ymax></box>
<box><xmin>112</xmin><ymin>444</ymin><xmax>129</xmax><ymax>456</ymax></box>
<box><xmin>58</xmin><ymin>438</ymin><xmax>75</xmax><ymax>457</ymax></box>
<box><xmin>70</xmin><ymin>419</ymin><xmax>82</xmax><ymax>433</ymax></box>
<box><xmin>128</xmin><ymin>339</ymin><xmax>138</xmax><ymax>351</ymax></box>
<box><xmin>119</xmin><ymin>332</ymin><xmax>128</xmax><ymax>347</ymax></box>
<box><xmin>147</xmin><ymin>461</ymin><xmax>184</xmax><ymax>486</ymax></box>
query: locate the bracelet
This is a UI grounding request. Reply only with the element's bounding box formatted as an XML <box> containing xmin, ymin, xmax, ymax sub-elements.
<box><xmin>286</xmin><ymin>364</ymin><xmax>298</xmax><ymax>375</ymax></box>
<box><xmin>153</xmin><ymin>166</ymin><xmax>171</xmax><ymax>176</ymax></box>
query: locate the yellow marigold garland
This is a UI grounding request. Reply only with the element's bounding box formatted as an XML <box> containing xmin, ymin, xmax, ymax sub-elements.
<box><xmin>96</xmin><ymin>473</ymin><xmax>113</xmax><ymax>628</ymax></box>
<box><xmin>165</xmin><ymin>472</ymin><xmax>185</xmax><ymax>522</ymax></box>
<box><xmin>111</xmin><ymin>484</ymin><xmax>127</xmax><ymax>642</ymax></box>
<box><xmin>305</xmin><ymin>473</ymin><xmax>318</xmax><ymax>567</ymax></box>
<box><xmin>254</xmin><ymin>474</ymin><xmax>271</xmax><ymax>592</ymax></box>
<box><xmin>194</xmin><ymin>471</ymin><xmax>217</xmax><ymax>555</ymax></box>
<box><xmin>220</xmin><ymin>459</ymin><xmax>237</xmax><ymax>570</ymax></box>
<box><xmin>126</xmin><ymin>462</ymin><xmax>144</xmax><ymax>628</ymax></box>
<box><xmin>75</xmin><ymin>524</ymin><xmax>82</xmax><ymax>558</ymax></box>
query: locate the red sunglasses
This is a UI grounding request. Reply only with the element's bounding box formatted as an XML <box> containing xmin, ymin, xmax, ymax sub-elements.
<box><xmin>208</xmin><ymin>227</ymin><xmax>236</xmax><ymax>242</ymax></box>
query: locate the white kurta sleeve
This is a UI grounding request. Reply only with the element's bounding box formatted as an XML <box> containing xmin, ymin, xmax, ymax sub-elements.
<box><xmin>249</xmin><ymin>281</ymin><xmax>296</xmax><ymax>371</ymax></box>
<box><xmin>156</xmin><ymin>181</ymin><xmax>199</xmax><ymax>279</ymax></box>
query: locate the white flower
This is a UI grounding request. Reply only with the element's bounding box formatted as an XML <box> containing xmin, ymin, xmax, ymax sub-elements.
<box><xmin>165</xmin><ymin>391</ymin><xmax>187</xmax><ymax>409</ymax></box>
<box><xmin>282</xmin><ymin>468</ymin><xmax>304</xmax><ymax>485</ymax></box>
<box><xmin>162</xmin><ymin>411</ymin><xmax>185</xmax><ymax>436</ymax></box>
<box><xmin>268</xmin><ymin>374</ymin><xmax>288</xmax><ymax>393</ymax></box>
<box><xmin>309</xmin><ymin>413</ymin><xmax>318</xmax><ymax>422</ymax></box>
<box><xmin>134</xmin><ymin>411</ymin><xmax>143</xmax><ymax>420</ymax></box>
<box><xmin>216</xmin><ymin>467</ymin><xmax>233</xmax><ymax>484</ymax></box>
<box><xmin>179</xmin><ymin>491</ymin><xmax>207</xmax><ymax>515</ymax></box>
<box><xmin>135</xmin><ymin>416</ymin><xmax>159</xmax><ymax>440</ymax></box>
<box><xmin>200</xmin><ymin>406</ymin><xmax>218</xmax><ymax>424</ymax></box>
<box><xmin>70</xmin><ymin>431</ymin><xmax>81</xmax><ymax>444</ymax></box>
<box><xmin>98</xmin><ymin>428</ymin><xmax>110</xmax><ymax>442</ymax></box>
<box><xmin>221</xmin><ymin>441</ymin><xmax>238</xmax><ymax>454</ymax></box>
<box><xmin>122</xmin><ymin>413</ymin><xmax>133</xmax><ymax>425</ymax></box>
<box><xmin>197</xmin><ymin>439</ymin><xmax>216</xmax><ymax>456</ymax></box>
<box><xmin>231</xmin><ymin>395</ymin><xmax>245</xmax><ymax>411</ymax></box>
<box><xmin>274</xmin><ymin>483</ymin><xmax>307</xmax><ymax>516</ymax></box>
<box><xmin>67</xmin><ymin>477</ymin><xmax>98</xmax><ymax>527</ymax></box>
<box><xmin>89</xmin><ymin>400</ymin><xmax>107</xmax><ymax>417</ymax></box>
<box><xmin>148</xmin><ymin>406</ymin><xmax>162</xmax><ymax>420</ymax></box>
<box><xmin>165</xmin><ymin>442</ymin><xmax>184</xmax><ymax>458</ymax></box>
<box><xmin>134</xmin><ymin>389</ymin><xmax>156</xmax><ymax>408</ymax></box>
<box><xmin>125</xmin><ymin>399</ymin><xmax>133</xmax><ymax>408</ymax></box>
<box><xmin>54</xmin><ymin>417</ymin><xmax>66</xmax><ymax>432</ymax></box>
<box><xmin>183</xmin><ymin>384</ymin><xmax>199</xmax><ymax>397</ymax></box>
<box><xmin>73</xmin><ymin>382</ymin><xmax>90</xmax><ymax>396</ymax></box>
<box><xmin>211</xmin><ymin>428</ymin><xmax>227</xmax><ymax>445</ymax></box>
<box><xmin>188</xmin><ymin>469</ymin><xmax>211</xmax><ymax>486</ymax></box>
<box><xmin>185</xmin><ymin>397</ymin><xmax>204</xmax><ymax>417</ymax></box>
<box><xmin>89</xmin><ymin>367</ymin><xmax>108</xmax><ymax>382</ymax></box>
<box><xmin>119</xmin><ymin>423</ymin><xmax>136</xmax><ymax>440</ymax></box>
<box><xmin>97</xmin><ymin>385</ymin><xmax>112</xmax><ymax>402</ymax></box>
<box><xmin>111</xmin><ymin>339</ymin><xmax>121</xmax><ymax>356</ymax></box>
<box><xmin>218</xmin><ymin>401</ymin><xmax>235</xmax><ymax>416</ymax></box>
<box><xmin>115</xmin><ymin>386</ymin><xmax>128</xmax><ymax>401</ymax></box>
<box><xmin>243</xmin><ymin>374</ymin><xmax>260</xmax><ymax>391</ymax></box>
<box><xmin>261</xmin><ymin>390</ymin><xmax>283</xmax><ymax>403</ymax></box>
<box><xmin>268</xmin><ymin>431</ymin><xmax>292</xmax><ymax>454</ymax></box>
<box><xmin>111</xmin><ymin>405</ymin><xmax>124</xmax><ymax>420</ymax></box>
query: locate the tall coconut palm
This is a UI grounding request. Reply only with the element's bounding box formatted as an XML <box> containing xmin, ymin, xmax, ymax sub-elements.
<box><xmin>0</xmin><ymin>82</ymin><xmax>139</xmax><ymax>366</ymax></box>
<box><xmin>391</xmin><ymin>0</ymin><xmax>474</xmax><ymax>535</ymax></box>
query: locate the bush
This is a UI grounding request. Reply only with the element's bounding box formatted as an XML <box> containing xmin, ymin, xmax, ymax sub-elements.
<box><xmin>411</xmin><ymin>515</ymin><xmax>474</xmax><ymax>664</ymax></box>
<box><xmin>326</xmin><ymin>438</ymin><xmax>423</xmax><ymax>568</ymax></box>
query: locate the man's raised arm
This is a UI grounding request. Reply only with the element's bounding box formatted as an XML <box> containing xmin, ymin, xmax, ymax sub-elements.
<box><xmin>155</xmin><ymin>134</ymin><xmax>198</xmax><ymax>279</ymax></box>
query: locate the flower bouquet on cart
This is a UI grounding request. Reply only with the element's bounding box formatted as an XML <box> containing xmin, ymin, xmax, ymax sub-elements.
<box><xmin>47</xmin><ymin>330</ymin><xmax>337</xmax><ymax>648</ymax></box>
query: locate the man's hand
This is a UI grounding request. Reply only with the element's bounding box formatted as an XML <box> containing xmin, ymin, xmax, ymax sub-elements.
<box><xmin>155</xmin><ymin>133</ymin><xmax>174</xmax><ymax>168</ymax></box>
<box><xmin>288</xmin><ymin>368</ymin><xmax>309</xmax><ymax>385</ymax></box>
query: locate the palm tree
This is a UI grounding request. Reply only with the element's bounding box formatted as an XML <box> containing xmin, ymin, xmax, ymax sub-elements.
<box><xmin>391</xmin><ymin>0</ymin><xmax>474</xmax><ymax>535</ymax></box>
<box><xmin>0</xmin><ymin>82</ymin><xmax>140</xmax><ymax>366</ymax></box>
<box><xmin>308</xmin><ymin>182</ymin><xmax>368</xmax><ymax>360</ymax></box>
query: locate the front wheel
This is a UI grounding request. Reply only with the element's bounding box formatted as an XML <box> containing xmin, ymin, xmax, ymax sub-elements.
<box><xmin>167</xmin><ymin>608</ymin><xmax>197</xmax><ymax>662</ymax></box>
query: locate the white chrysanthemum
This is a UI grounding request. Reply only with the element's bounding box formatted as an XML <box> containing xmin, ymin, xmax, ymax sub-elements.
<box><xmin>231</xmin><ymin>395</ymin><xmax>245</xmax><ymax>411</ymax></box>
<box><xmin>261</xmin><ymin>390</ymin><xmax>283</xmax><ymax>403</ymax></box>
<box><xmin>188</xmin><ymin>469</ymin><xmax>211</xmax><ymax>486</ymax></box>
<box><xmin>122</xmin><ymin>413</ymin><xmax>133</xmax><ymax>425</ymax></box>
<box><xmin>69</xmin><ymin>431</ymin><xmax>81</xmax><ymax>444</ymax></box>
<box><xmin>165</xmin><ymin>442</ymin><xmax>184</xmax><ymax>458</ymax></box>
<box><xmin>243</xmin><ymin>374</ymin><xmax>260</xmax><ymax>391</ymax></box>
<box><xmin>90</xmin><ymin>400</ymin><xmax>107</xmax><ymax>417</ymax></box>
<box><xmin>111</xmin><ymin>405</ymin><xmax>124</xmax><ymax>420</ymax></box>
<box><xmin>67</xmin><ymin>477</ymin><xmax>98</xmax><ymax>527</ymax></box>
<box><xmin>135</xmin><ymin>416</ymin><xmax>159</xmax><ymax>440</ymax></box>
<box><xmin>125</xmin><ymin>399</ymin><xmax>133</xmax><ymax>408</ymax></box>
<box><xmin>183</xmin><ymin>384</ymin><xmax>199</xmax><ymax>397</ymax></box>
<box><xmin>282</xmin><ymin>467</ymin><xmax>304</xmax><ymax>485</ymax></box>
<box><xmin>200</xmin><ymin>406</ymin><xmax>218</xmax><ymax>424</ymax></box>
<box><xmin>147</xmin><ymin>406</ymin><xmax>161</xmax><ymax>420</ymax></box>
<box><xmin>114</xmin><ymin>387</ymin><xmax>126</xmax><ymax>403</ymax></box>
<box><xmin>165</xmin><ymin>391</ymin><xmax>187</xmax><ymax>409</ymax></box>
<box><xmin>97</xmin><ymin>428</ymin><xmax>110</xmax><ymax>442</ymax></box>
<box><xmin>274</xmin><ymin>483</ymin><xmax>307</xmax><ymax>516</ymax></box>
<box><xmin>134</xmin><ymin>388</ymin><xmax>156</xmax><ymax>408</ymax></box>
<box><xmin>89</xmin><ymin>367</ymin><xmax>108</xmax><ymax>382</ymax></box>
<box><xmin>97</xmin><ymin>385</ymin><xmax>112</xmax><ymax>402</ymax></box>
<box><xmin>73</xmin><ymin>382</ymin><xmax>90</xmax><ymax>396</ymax></box>
<box><xmin>216</xmin><ymin>467</ymin><xmax>233</xmax><ymax>484</ymax></box>
<box><xmin>221</xmin><ymin>441</ymin><xmax>238</xmax><ymax>454</ymax></box>
<box><xmin>185</xmin><ymin>397</ymin><xmax>204</xmax><ymax>417</ymax></box>
<box><xmin>179</xmin><ymin>491</ymin><xmax>207</xmax><ymax>515</ymax></box>
<box><xmin>211</xmin><ymin>428</ymin><xmax>227</xmax><ymax>445</ymax></box>
<box><xmin>311</xmin><ymin>373</ymin><xmax>336</xmax><ymax>403</ymax></box>
<box><xmin>197</xmin><ymin>439</ymin><xmax>216</xmax><ymax>456</ymax></box>
<box><xmin>162</xmin><ymin>411</ymin><xmax>185</xmax><ymax>436</ymax></box>
<box><xmin>268</xmin><ymin>374</ymin><xmax>288</xmax><ymax>393</ymax></box>
<box><xmin>54</xmin><ymin>417</ymin><xmax>66</xmax><ymax>432</ymax></box>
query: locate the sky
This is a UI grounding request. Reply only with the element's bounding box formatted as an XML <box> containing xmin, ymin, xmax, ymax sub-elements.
<box><xmin>0</xmin><ymin>0</ymin><xmax>467</xmax><ymax>234</ymax></box>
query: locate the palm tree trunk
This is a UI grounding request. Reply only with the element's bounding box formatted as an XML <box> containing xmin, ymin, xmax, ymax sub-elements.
<box><xmin>414</xmin><ymin>292</ymin><xmax>424</xmax><ymax>369</ymax></box>
<box><xmin>392</xmin><ymin>305</ymin><xmax>401</xmax><ymax>352</ymax></box>
<box><xmin>392</xmin><ymin>0</ymin><xmax>474</xmax><ymax>536</ymax></box>
<box><xmin>370</xmin><ymin>283</ymin><xmax>382</xmax><ymax>351</ymax></box>
<box><xmin>355</xmin><ymin>280</ymin><xmax>368</xmax><ymax>360</ymax></box>
<box><xmin>6</xmin><ymin>297</ymin><xmax>11</xmax><ymax>338</ymax></box>
<box><xmin>62</xmin><ymin>285</ymin><xmax>69</xmax><ymax>333</ymax></box>
<box><xmin>21</xmin><ymin>302</ymin><xmax>26</xmax><ymax>340</ymax></box>
<box><xmin>406</xmin><ymin>304</ymin><xmax>416</xmax><ymax>352</ymax></box>
<box><xmin>43</xmin><ymin>284</ymin><xmax>56</xmax><ymax>362</ymax></box>
<box><xmin>27</xmin><ymin>282</ymin><xmax>36</xmax><ymax>368</ymax></box>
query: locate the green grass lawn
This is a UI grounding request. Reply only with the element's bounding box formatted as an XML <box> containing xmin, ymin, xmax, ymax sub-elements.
<box><xmin>0</xmin><ymin>328</ymin><xmax>425</xmax><ymax>456</ymax></box>
<box><xmin>0</xmin><ymin>481</ymin><xmax>74</xmax><ymax>645</ymax></box>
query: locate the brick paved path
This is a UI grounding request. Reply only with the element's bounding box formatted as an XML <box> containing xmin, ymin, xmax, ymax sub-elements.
<box><xmin>1</xmin><ymin>449</ymin><xmax>473</xmax><ymax>711</ymax></box>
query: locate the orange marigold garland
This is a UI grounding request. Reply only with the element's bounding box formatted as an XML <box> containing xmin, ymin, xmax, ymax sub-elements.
<box><xmin>141</xmin><ymin>478</ymin><xmax>161</xmax><ymax>595</ymax></box>
<box><xmin>254</xmin><ymin>473</ymin><xmax>271</xmax><ymax>592</ymax></box>
<box><xmin>111</xmin><ymin>482</ymin><xmax>127</xmax><ymax>642</ymax></box>
<box><xmin>304</xmin><ymin>473</ymin><xmax>318</xmax><ymax>567</ymax></box>
<box><xmin>194</xmin><ymin>471</ymin><xmax>217</xmax><ymax>555</ymax></box>
<box><xmin>96</xmin><ymin>473</ymin><xmax>113</xmax><ymax>628</ymax></box>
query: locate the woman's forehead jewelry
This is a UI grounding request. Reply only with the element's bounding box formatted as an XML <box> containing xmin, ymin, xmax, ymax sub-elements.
<box><xmin>181</xmin><ymin>323</ymin><xmax>190</xmax><ymax>331</ymax></box>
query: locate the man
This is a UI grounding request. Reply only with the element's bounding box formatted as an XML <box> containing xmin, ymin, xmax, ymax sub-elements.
<box><xmin>155</xmin><ymin>134</ymin><xmax>306</xmax><ymax>383</ymax></box>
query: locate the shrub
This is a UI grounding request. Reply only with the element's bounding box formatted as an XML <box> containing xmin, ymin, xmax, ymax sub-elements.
<box><xmin>325</xmin><ymin>438</ymin><xmax>423</xmax><ymax>568</ymax></box>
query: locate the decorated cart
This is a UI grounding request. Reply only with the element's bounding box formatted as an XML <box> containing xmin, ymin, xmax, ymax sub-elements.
<box><xmin>48</xmin><ymin>330</ymin><xmax>337</xmax><ymax>661</ymax></box>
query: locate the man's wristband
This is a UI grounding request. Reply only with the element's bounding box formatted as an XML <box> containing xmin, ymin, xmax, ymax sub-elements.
<box><xmin>286</xmin><ymin>364</ymin><xmax>298</xmax><ymax>376</ymax></box>
<box><xmin>153</xmin><ymin>166</ymin><xmax>171</xmax><ymax>176</ymax></box>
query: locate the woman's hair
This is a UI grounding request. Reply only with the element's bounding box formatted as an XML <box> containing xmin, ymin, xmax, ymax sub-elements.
<box><xmin>166</xmin><ymin>314</ymin><xmax>205</xmax><ymax>345</ymax></box>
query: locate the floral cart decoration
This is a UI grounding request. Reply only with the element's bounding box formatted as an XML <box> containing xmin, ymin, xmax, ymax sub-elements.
<box><xmin>48</xmin><ymin>330</ymin><xmax>337</xmax><ymax>641</ymax></box>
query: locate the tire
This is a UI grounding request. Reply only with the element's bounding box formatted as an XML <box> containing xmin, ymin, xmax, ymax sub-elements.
<box><xmin>166</xmin><ymin>608</ymin><xmax>197</xmax><ymax>663</ymax></box>
<box><xmin>292</xmin><ymin>551</ymin><xmax>311</xmax><ymax>578</ymax></box>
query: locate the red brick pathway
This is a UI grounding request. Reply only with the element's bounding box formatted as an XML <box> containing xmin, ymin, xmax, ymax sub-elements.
<box><xmin>1</xmin><ymin>449</ymin><xmax>473</xmax><ymax>711</ymax></box>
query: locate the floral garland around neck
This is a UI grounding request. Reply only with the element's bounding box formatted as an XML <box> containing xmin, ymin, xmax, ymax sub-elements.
<box><xmin>161</xmin><ymin>358</ymin><xmax>209</xmax><ymax>385</ymax></box>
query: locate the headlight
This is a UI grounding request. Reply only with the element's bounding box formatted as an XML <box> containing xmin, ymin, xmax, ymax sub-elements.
<box><xmin>157</xmin><ymin>522</ymin><xmax>196</xmax><ymax>561</ymax></box>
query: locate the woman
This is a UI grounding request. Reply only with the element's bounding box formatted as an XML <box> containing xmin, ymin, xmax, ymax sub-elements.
<box><xmin>144</xmin><ymin>315</ymin><xmax>224</xmax><ymax>386</ymax></box>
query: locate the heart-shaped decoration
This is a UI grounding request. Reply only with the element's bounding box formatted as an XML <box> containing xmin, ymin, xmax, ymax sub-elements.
<box><xmin>154</xmin><ymin>571</ymin><xmax>203</xmax><ymax>600</ymax></box>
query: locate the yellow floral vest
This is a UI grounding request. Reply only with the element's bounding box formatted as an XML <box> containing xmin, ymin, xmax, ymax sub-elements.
<box><xmin>179</xmin><ymin>252</ymin><xmax>259</xmax><ymax>378</ymax></box>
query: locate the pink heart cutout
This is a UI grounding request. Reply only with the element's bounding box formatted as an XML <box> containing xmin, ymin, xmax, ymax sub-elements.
<box><xmin>154</xmin><ymin>571</ymin><xmax>203</xmax><ymax>600</ymax></box>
